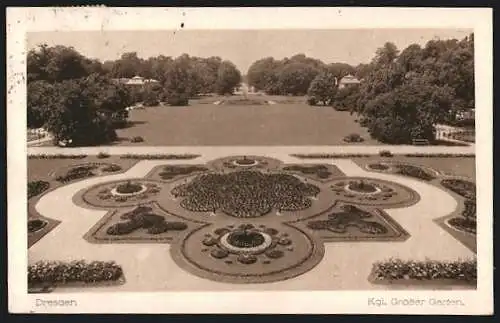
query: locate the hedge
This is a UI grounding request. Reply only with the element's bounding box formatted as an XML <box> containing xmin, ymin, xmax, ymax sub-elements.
<box><xmin>119</xmin><ymin>154</ymin><xmax>200</xmax><ymax>160</ymax></box>
<box><xmin>28</xmin><ymin>260</ymin><xmax>123</xmax><ymax>285</ymax></box>
<box><xmin>404</xmin><ymin>153</ymin><xmax>475</xmax><ymax>158</ymax></box>
<box><xmin>290</xmin><ymin>153</ymin><xmax>373</xmax><ymax>159</ymax></box>
<box><xmin>371</xmin><ymin>258</ymin><xmax>476</xmax><ymax>282</ymax></box>
<box><xmin>28</xmin><ymin>154</ymin><xmax>88</xmax><ymax>159</ymax></box>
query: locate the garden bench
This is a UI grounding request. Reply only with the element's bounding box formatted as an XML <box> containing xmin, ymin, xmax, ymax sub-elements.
<box><xmin>411</xmin><ymin>138</ymin><xmax>430</xmax><ymax>146</ymax></box>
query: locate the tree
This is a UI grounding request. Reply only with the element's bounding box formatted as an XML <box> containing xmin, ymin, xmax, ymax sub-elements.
<box><xmin>307</xmin><ymin>71</ymin><xmax>337</xmax><ymax>105</ymax></box>
<box><xmin>247</xmin><ymin>57</ymin><xmax>281</xmax><ymax>91</ymax></box>
<box><xmin>277</xmin><ymin>62</ymin><xmax>319</xmax><ymax>96</ymax></box>
<box><xmin>214</xmin><ymin>61</ymin><xmax>242</xmax><ymax>95</ymax></box>
<box><xmin>27</xmin><ymin>44</ymin><xmax>92</xmax><ymax>83</ymax></box>
<box><xmin>27</xmin><ymin>80</ymin><xmax>56</xmax><ymax>128</ymax></box>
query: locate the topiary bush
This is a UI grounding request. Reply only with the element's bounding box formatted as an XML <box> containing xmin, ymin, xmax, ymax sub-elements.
<box><xmin>28</xmin><ymin>180</ymin><xmax>50</xmax><ymax>199</ymax></box>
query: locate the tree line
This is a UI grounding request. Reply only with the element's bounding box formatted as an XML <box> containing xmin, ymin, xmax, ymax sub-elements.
<box><xmin>27</xmin><ymin>44</ymin><xmax>242</xmax><ymax>145</ymax></box>
<box><xmin>246</xmin><ymin>34</ymin><xmax>474</xmax><ymax>144</ymax></box>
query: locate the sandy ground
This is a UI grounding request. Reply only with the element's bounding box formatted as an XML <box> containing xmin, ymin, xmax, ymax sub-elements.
<box><xmin>28</xmin><ymin>153</ymin><xmax>475</xmax><ymax>292</ymax></box>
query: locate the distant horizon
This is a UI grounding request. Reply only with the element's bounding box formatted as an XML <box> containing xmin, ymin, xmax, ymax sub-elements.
<box><xmin>27</xmin><ymin>29</ymin><xmax>472</xmax><ymax>73</ymax></box>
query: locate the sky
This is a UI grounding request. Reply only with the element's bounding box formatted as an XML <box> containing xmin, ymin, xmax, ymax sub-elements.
<box><xmin>27</xmin><ymin>29</ymin><xmax>472</xmax><ymax>73</ymax></box>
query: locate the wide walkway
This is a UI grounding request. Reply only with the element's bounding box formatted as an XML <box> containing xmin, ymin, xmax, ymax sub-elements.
<box><xmin>28</xmin><ymin>144</ymin><xmax>475</xmax><ymax>157</ymax></box>
<box><xmin>28</xmin><ymin>153</ymin><xmax>474</xmax><ymax>292</ymax></box>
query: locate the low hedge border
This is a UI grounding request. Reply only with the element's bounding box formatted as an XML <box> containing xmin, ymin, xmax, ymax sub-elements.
<box><xmin>119</xmin><ymin>154</ymin><xmax>201</xmax><ymax>160</ymax></box>
<box><xmin>28</xmin><ymin>260</ymin><xmax>124</xmax><ymax>287</ymax></box>
<box><xmin>28</xmin><ymin>154</ymin><xmax>88</xmax><ymax>159</ymax></box>
<box><xmin>291</xmin><ymin>153</ymin><xmax>475</xmax><ymax>159</ymax></box>
<box><xmin>370</xmin><ymin>258</ymin><xmax>476</xmax><ymax>284</ymax></box>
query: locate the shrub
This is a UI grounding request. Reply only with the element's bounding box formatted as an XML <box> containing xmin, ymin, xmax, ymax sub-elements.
<box><xmin>28</xmin><ymin>180</ymin><xmax>50</xmax><ymax>199</ymax></box>
<box><xmin>167</xmin><ymin>94</ymin><xmax>189</xmax><ymax>106</ymax></box>
<box><xmin>371</xmin><ymin>258</ymin><xmax>477</xmax><ymax>283</ymax></box>
<box><xmin>97</xmin><ymin>152</ymin><xmax>110</xmax><ymax>159</ymax></box>
<box><xmin>307</xmin><ymin>96</ymin><xmax>317</xmax><ymax>106</ymax></box>
<box><xmin>28</xmin><ymin>260</ymin><xmax>123</xmax><ymax>285</ymax></box>
<box><xmin>379</xmin><ymin>150</ymin><xmax>393</xmax><ymax>157</ymax></box>
<box><xmin>343</xmin><ymin>133</ymin><xmax>364</xmax><ymax>143</ymax></box>
<box><xmin>130</xmin><ymin>136</ymin><xmax>144</xmax><ymax>143</ymax></box>
<box><xmin>56</xmin><ymin>165</ymin><xmax>96</xmax><ymax>183</ymax></box>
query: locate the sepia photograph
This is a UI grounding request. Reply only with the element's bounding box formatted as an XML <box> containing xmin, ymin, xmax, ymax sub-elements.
<box><xmin>8</xmin><ymin>7</ymin><xmax>493</xmax><ymax>314</ymax></box>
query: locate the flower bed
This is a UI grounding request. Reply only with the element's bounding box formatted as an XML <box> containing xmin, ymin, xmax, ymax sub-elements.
<box><xmin>343</xmin><ymin>133</ymin><xmax>364</xmax><ymax>143</ymax></box>
<box><xmin>440</xmin><ymin>179</ymin><xmax>476</xmax><ymax>200</ymax></box>
<box><xmin>368</xmin><ymin>163</ymin><xmax>390</xmax><ymax>171</ymax></box>
<box><xmin>158</xmin><ymin>165</ymin><xmax>208</xmax><ymax>180</ymax></box>
<box><xmin>28</xmin><ymin>260</ymin><xmax>123</xmax><ymax>286</ymax></box>
<box><xmin>28</xmin><ymin>219</ymin><xmax>48</xmax><ymax>233</ymax></box>
<box><xmin>371</xmin><ymin>258</ymin><xmax>477</xmax><ymax>283</ymax></box>
<box><xmin>448</xmin><ymin>217</ymin><xmax>476</xmax><ymax>235</ymax></box>
<box><xmin>395</xmin><ymin>165</ymin><xmax>435</xmax><ymax>181</ymax></box>
<box><xmin>102</xmin><ymin>164</ymin><xmax>122</xmax><ymax>172</ymax></box>
<box><xmin>106</xmin><ymin>206</ymin><xmax>188</xmax><ymax>235</ymax></box>
<box><xmin>28</xmin><ymin>180</ymin><xmax>50</xmax><ymax>199</ymax></box>
<box><xmin>55</xmin><ymin>165</ymin><xmax>97</xmax><ymax>183</ymax></box>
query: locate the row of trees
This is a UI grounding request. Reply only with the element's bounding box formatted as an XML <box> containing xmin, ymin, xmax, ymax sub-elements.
<box><xmin>247</xmin><ymin>54</ymin><xmax>357</xmax><ymax>96</ymax></box>
<box><xmin>27</xmin><ymin>44</ymin><xmax>242</xmax><ymax>145</ymax></box>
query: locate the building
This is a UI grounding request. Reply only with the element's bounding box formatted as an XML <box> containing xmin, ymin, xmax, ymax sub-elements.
<box><xmin>338</xmin><ymin>74</ymin><xmax>361</xmax><ymax>89</ymax></box>
<box><xmin>112</xmin><ymin>76</ymin><xmax>160</xmax><ymax>86</ymax></box>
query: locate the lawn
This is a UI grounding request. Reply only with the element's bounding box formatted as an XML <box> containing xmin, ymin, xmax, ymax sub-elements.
<box><xmin>352</xmin><ymin>156</ymin><xmax>476</xmax><ymax>180</ymax></box>
<box><xmin>114</xmin><ymin>100</ymin><xmax>379</xmax><ymax>146</ymax></box>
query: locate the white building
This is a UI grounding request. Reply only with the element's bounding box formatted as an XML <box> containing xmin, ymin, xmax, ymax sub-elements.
<box><xmin>338</xmin><ymin>74</ymin><xmax>361</xmax><ymax>89</ymax></box>
<box><xmin>125</xmin><ymin>76</ymin><xmax>160</xmax><ymax>86</ymax></box>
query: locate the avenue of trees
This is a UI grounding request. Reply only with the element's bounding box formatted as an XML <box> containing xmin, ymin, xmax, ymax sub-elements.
<box><xmin>27</xmin><ymin>45</ymin><xmax>242</xmax><ymax>145</ymax></box>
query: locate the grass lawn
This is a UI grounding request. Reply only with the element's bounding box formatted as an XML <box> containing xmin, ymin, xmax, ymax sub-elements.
<box><xmin>114</xmin><ymin>99</ymin><xmax>379</xmax><ymax>146</ymax></box>
<box><xmin>352</xmin><ymin>156</ymin><xmax>476</xmax><ymax>180</ymax></box>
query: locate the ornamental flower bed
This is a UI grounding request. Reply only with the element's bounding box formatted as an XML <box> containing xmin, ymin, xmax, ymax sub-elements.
<box><xmin>28</xmin><ymin>260</ymin><xmax>123</xmax><ymax>286</ymax></box>
<box><xmin>28</xmin><ymin>180</ymin><xmax>50</xmax><ymax>199</ymax></box>
<box><xmin>371</xmin><ymin>258</ymin><xmax>477</xmax><ymax>283</ymax></box>
<box><xmin>440</xmin><ymin>179</ymin><xmax>476</xmax><ymax>200</ymax></box>
<box><xmin>395</xmin><ymin>165</ymin><xmax>435</xmax><ymax>181</ymax></box>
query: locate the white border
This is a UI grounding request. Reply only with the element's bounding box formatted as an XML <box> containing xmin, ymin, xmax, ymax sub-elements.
<box><xmin>7</xmin><ymin>7</ymin><xmax>493</xmax><ymax>314</ymax></box>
